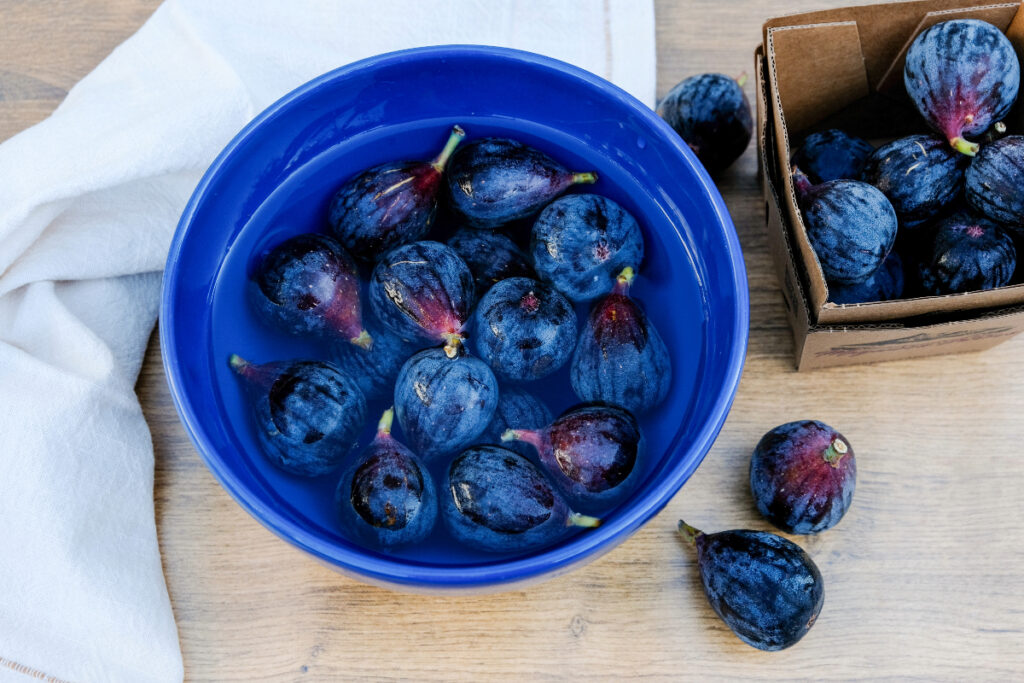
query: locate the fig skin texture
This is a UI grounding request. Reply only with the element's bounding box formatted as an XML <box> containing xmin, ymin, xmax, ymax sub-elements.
<box><xmin>917</xmin><ymin>212</ymin><xmax>1016</xmax><ymax>295</ymax></box>
<box><xmin>965</xmin><ymin>135</ymin><xmax>1024</xmax><ymax>231</ymax></box>
<box><xmin>791</xmin><ymin>129</ymin><xmax>874</xmax><ymax>185</ymax></box>
<box><xmin>829</xmin><ymin>252</ymin><xmax>904</xmax><ymax>305</ymax></box>
<box><xmin>749</xmin><ymin>420</ymin><xmax>856</xmax><ymax>534</ymax></box>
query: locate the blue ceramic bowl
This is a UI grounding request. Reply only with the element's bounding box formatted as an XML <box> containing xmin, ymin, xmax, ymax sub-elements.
<box><xmin>161</xmin><ymin>46</ymin><xmax>748</xmax><ymax>592</ymax></box>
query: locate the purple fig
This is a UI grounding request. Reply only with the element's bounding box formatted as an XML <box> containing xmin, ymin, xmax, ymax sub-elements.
<box><xmin>749</xmin><ymin>421</ymin><xmax>856</xmax><ymax>534</ymax></box>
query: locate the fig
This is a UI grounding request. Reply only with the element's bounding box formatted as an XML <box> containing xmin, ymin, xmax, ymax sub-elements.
<box><xmin>965</xmin><ymin>135</ymin><xmax>1024</xmax><ymax>231</ymax></box>
<box><xmin>570</xmin><ymin>267</ymin><xmax>671</xmax><ymax>414</ymax></box>
<box><xmin>446</xmin><ymin>228</ymin><xmax>535</xmax><ymax>294</ymax></box>
<box><xmin>657</xmin><ymin>73</ymin><xmax>753</xmax><ymax>173</ymax></box>
<box><xmin>329</xmin><ymin>126</ymin><xmax>465</xmax><ymax>260</ymax></box>
<box><xmin>476</xmin><ymin>387</ymin><xmax>553</xmax><ymax>457</ymax></box>
<box><xmin>861</xmin><ymin>134</ymin><xmax>967</xmax><ymax>227</ymax></box>
<box><xmin>791</xmin><ymin>129</ymin><xmax>874</xmax><ymax>185</ymax></box>
<box><xmin>917</xmin><ymin>212</ymin><xmax>1016</xmax><ymax>294</ymax></box>
<box><xmin>749</xmin><ymin>420</ymin><xmax>856</xmax><ymax>534</ymax></box>
<box><xmin>678</xmin><ymin>521</ymin><xmax>824</xmax><ymax>651</ymax></box>
<box><xmin>446</xmin><ymin>137</ymin><xmax>597</xmax><ymax>228</ymax></box>
<box><xmin>793</xmin><ymin>167</ymin><xmax>897</xmax><ymax>284</ymax></box>
<box><xmin>904</xmin><ymin>19</ymin><xmax>1020</xmax><ymax>156</ymax></box>
<box><xmin>829</xmin><ymin>252</ymin><xmax>904</xmax><ymax>305</ymax></box>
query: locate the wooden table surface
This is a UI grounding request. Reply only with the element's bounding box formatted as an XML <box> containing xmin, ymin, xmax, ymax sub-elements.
<box><xmin>4</xmin><ymin>0</ymin><xmax>1024</xmax><ymax>680</ymax></box>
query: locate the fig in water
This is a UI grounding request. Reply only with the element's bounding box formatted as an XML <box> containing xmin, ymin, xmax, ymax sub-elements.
<box><xmin>531</xmin><ymin>194</ymin><xmax>645</xmax><ymax>302</ymax></box>
<box><xmin>657</xmin><ymin>73</ymin><xmax>753</xmax><ymax>173</ymax></box>
<box><xmin>917</xmin><ymin>212</ymin><xmax>1016</xmax><ymax>294</ymax></box>
<box><xmin>790</xmin><ymin>129</ymin><xmax>874</xmax><ymax>185</ymax></box>
<box><xmin>678</xmin><ymin>521</ymin><xmax>824</xmax><ymax>651</ymax></box>
<box><xmin>329</xmin><ymin>126</ymin><xmax>465</xmax><ymax>260</ymax></box>
<box><xmin>503</xmin><ymin>403</ymin><xmax>643</xmax><ymax>514</ymax></box>
<box><xmin>335</xmin><ymin>408</ymin><xmax>437</xmax><ymax>549</ymax></box>
<box><xmin>904</xmin><ymin>19</ymin><xmax>1020</xmax><ymax>156</ymax></box>
<box><xmin>829</xmin><ymin>252</ymin><xmax>904</xmax><ymax>305</ymax></box>
<box><xmin>443</xmin><ymin>445</ymin><xmax>599</xmax><ymax>553</ymax></box>
<box><xmin>749</xmin><ymin>420</ymin><xmax>856</xmax><ymax>534</ymax></box>
<box><xmin>250</xmin><ymin>233</ymin><xmax>371</xmax><ymax>348</ymax></box>
<box><xmin>446</xmin><ymin>228</ymin><xmax>535</xmax><ymax>294</ymax></box>
<box><xmin>793</xmin><ymin>167</ymin><xmax>897</xmax><ymax>284</ymax></box>
<box><xmin>965</xmin><ymin>135</ymin><xmax>1024</xmax><ymax>230</ymax></box>
<box><xmin>446</xmin><ymin>137</ymin><xmax>597</xmax><ymax>228</ymax></box>
<box><xmin>570</xmin><ymin>267</ymin><xmax>670</xmax><ymax>414</ymax></box>
<box><xmin>476</xmin><ymin>387</ymin><xmax>553</xmax><ymax>458</ymax></box>
<box><xmin>393</xmin><ymin>345</ymin><xmax>498</xmax><ymax>460</ymax></box>
<box><xmin>369</xmin><ymin>240</ymin><xmax>475</xmax><ymax>357</ymax></box>
<box><xmin>861</xmin><ymin>134</ymin><xmax>967</xmax><ymax>227</ymax></box>
<box><xmin>332</xmin><ymin>318</ymin><xmax>419</xmax><ymax>401</ymax></box>
<box><xmin>229</xmin><ymin>355</ymin><xmax>366</xmax><ymax>476</ymax></box>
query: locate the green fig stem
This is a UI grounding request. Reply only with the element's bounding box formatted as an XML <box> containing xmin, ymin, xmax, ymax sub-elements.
<box><xmin>377</xmin><ymin>407</ymin><xmax>395</xmax><ymax>437</ymax></box>
<box><xmin>572</xmin><ymin>171</ymin><xmax>599</xmax><ymax>185</ymax></box>
<box><xmin>615</xmin><ymin>266</ymin><xmax>636</xmax><ymax>291</ymax></box>
<box><xmin>350</xmin><ymin>329</ymin><xmax>373</xmax><ymax>350</ymax></box>
<box><xmin>568</xmin><ymin>512</ymin><xmax>601</xmax><ymax>528</ymax></box>
<box><xmin>501</xmin><ymin>428</ymin><xmax>545</xmax><ymax>453</ymax></box>
<box><xmin>442</xmin><ymin>333</ymin><xmax>463</xmax><ymax>358</ymax></box>
<box><xmin>735</xmin><ymin>72</ymin><xmax>749</xmax><ymax>87</ymax></box>
<box><xmin>431</xmin><ymin>125</ymin><xmax>466</xmax><ymax>172</ymax></box>
<box><xmin>995</xmin><ymin>121</ymin><xmax>1007</xmax><ymax>134</ymax></box>
<box><xmin>950</xmin><ymin>136</ymin><xmax>979</xmax><ymax>157</ymax></box>
<box><xmin>228</xmin><ymin>354</ymin><xmax>250</xmax><ymax>374</ymax></box>
<box><xmin>823</xmin><ymin>437</ymin><xmax>849</xmax><ymax>468</ymax></box>
<box><xmin>677</xmin><ymin>520</ymin><xmax>703</xmax><ymax>545</ymax></box>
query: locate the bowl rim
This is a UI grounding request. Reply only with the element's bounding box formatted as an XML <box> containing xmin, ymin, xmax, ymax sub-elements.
<box><xmin>160</xmin><ymin>44</ymin><xmax>749</xmax><ymax>589</ymax></box>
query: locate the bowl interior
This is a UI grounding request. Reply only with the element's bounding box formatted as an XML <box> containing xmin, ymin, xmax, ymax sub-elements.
<box><xmin>162</xmin><ymin>46</ymin><xmax>747</xmax><ymax>589</ymax></box>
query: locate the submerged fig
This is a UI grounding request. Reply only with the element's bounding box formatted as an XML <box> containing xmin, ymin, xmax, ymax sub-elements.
<box><xmin>476</xmin><ymin>387</ymin><xmax>553</xmax><ymax>457</ymax></box>
<box><xmin>446</xmin><ymin>228</ymin><xmax>536</xmax><ymax>294</ymax></box>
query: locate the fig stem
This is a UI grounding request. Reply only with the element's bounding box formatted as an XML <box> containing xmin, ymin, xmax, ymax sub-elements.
<box><xmin>823</xmin><ymin>438</ymin><xmax>849</xmax><ymax>467</ymax></box>
<box><xmin>677</xmin><ymin>520</ymin><xmax>703</xmax><ymax>545</ymax></box>
<box><xmin>791</xmin><ymin>165</ymin><xmax>813</xmax><ymax>201</ymax></box>
<box><xmin>377</xmin><ymin>407</ymin><xmax>395</xmax><ymax>436</ymax></box>
<box><xmin>735</xmin><ymin>71</ymin><xmax>748</xmax><ymax>87</ymax></box>
<box><xmin>995</xmin><ymin>121</ymin><xmax>1007</xmax><ymax>134</ymax></box>
<box><xmin>350</xmin><ymin>329</ymin><xmax>373</xmax><ymax>350</ymax></box>
<box><xmin>501</xmin><ymin>428</ymin><xmax>545</xmax><ymax>453</ymax></box>
<box><xmin>572</xmin><ymin>171</ymin><xmax>599</xmax><ymax>185</ymax></box>
<box><xmin>431</xmin><ymin>125</ymin><xmax>466</xmax><ymax>172</ymax></box>
<box><xmin>228</xmin><ymin>354</ymin><xmax>250</xmax><ymax>374</ymax></box>
<box><xmin>950</xmin><ymin>136</ymin><xmax>979</xmax><ymax>157</ymax></box>
<box><xmin>568</xmin><ymin>512</ymin><xmax>601</xmax><ymax>528</ymax></box>
<box><xmin>616</xmin><ymin>266</ymin><xmax>636</xmax><ymax>291</ymax></box>
<box><xmin>442</xmin><ymin>333</ymin><xmax>463</xmax><ymax>358</ymax></box>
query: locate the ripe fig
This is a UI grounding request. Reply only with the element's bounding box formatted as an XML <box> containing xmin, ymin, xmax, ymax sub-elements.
<box><xmin>476</xmin><ymin>387</ymin><xmax>553</xmax><ymax>457</ymax></box>
<box><xmin>332</xmin><ymin>318</ymin><xmax>419</xmax><ymax>400</ymax></box>
<box><xmin>678</xmin><ymin>521</ymin><xmax>824</xmax><ymax>651</ymax></box>
<box><xmin>965</xmin><ymin>135</ymin><xmax>1024</xmax><ymax>231</ymax></box>
<box><xmin>443</xmin><ymin>445</ymin><xmax>599</xmax><ymax>553</ymax></box>
<box><xmin>791</xmin><ymin>129</ymin><xmax>874</xmax><ymax>185</ymax></box>
<box><xmin>917</xmin><ymin>212</ymin><xmax>1016</xmax><ymax>294</ymax></box>
<box><xmin>570</xmin><ymin>267</ymin><xmax>670</xmax><ymax>414</ymax></box>
<box><xmin>446</xmin><ymin>228</ymin><xmax>536</xmax><ymax>294</ymax></box>
<box><xmin>657</xmin><ymin>73</ymin><xmax>753</xmax><ymax>173</ymax></box>
<box><xmin>793</xmin><ymin>167</ymin><xmax>897</xmax><ymax>284</ymax></box>
<box><xmin>829</xmin><ymin>252</ymin><xmax>904</xmax><ymax>305</ymax></box>
<box><xmin>749</xmin><ymin>420</ymin><xmax>856</xmax><ymax>534</ymax></box>
<box><xmin>446</xmin><ymin>137</ymin><xmax>597</xmax><ymax>228</ymax></box>
<box><xmin>904</xmin><ymin>19</ymin><xmax>1020</xmax><ymax>156</ymax></box>
<box><xmin>250</xmin><ymin>233</ymin><xmax>371</xmax><ymax>348</ymax></box>
<box><xmin>229</xmin><ymin>355</ymin><xmax>366</xmax><ymax>477</ymax></box>
<box><xmin>329</xmin><ymin>126</ymin><xmax>465</xmax><ymax>260</ymax></box>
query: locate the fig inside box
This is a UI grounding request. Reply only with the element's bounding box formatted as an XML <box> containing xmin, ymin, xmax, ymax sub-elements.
<box><xmin>756</xmin><ymin>0</ymin><xmax>1024</xmax><ymax>370</ymax></box>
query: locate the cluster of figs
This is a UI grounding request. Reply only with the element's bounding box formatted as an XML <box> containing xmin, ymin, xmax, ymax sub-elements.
<box><xmin>791</xmin><ymin>19</ymin><xmax>1024</xmax><ymax>303</ymax></box>
<box><xmin>231</xmin><ymin>124</ymin><xmax>673</xmax><ymax>555</ymax></box>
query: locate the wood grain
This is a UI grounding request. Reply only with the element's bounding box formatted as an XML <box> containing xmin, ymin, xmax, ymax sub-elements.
<box><xmin>3</xmin><ymin>0</ymin><xmax>1024</xmax><ymax>680</ymax></box>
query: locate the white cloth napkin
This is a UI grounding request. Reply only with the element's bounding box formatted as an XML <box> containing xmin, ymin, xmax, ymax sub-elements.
<box><xmin>0</xmin><ymin>1</ymin><xmax>655</xmax><ymax>680</ymax></box>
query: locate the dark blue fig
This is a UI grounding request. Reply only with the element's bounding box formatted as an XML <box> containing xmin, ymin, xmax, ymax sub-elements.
<box><xmin>904</xmin><ymin>19</ymin><xmax>1020</xmax><ymax>156</ymax></box>
<box><xmin>749</xmin><ymin>421</ymin><xmax>856</xmax><ymax>535</ymax></box>
<box><xmin>829</xmin><ymin>252</ymin><xmax>904</xmax><ymax>304</ymax></box>
<box><xmin>657</xmin><ymin>73</ymin><xmax>753</xmax><ymax>173</ymax></box>
<box><xmin>531</xmin><ymin>194</ymin><xmax>645</xmax><ymax>302</ymax></box>
<box><xmin>443</xmin><ymin>445</ymin><xmax>599</xmax><ymax>553</ymax></box>
<box><xmin>472</xmin><ymin>277</ymin><xmax>577</xmax><ymax>382</ymax></box>
<box><xmin>790</xmin><ymin>129</ymin><xmax>874</xmax><ymax>185</ymax></box>
<box><xmin>329</xmin><ymin>126</ymin><xmax>465</xmax><ymax>260</ymax></box>
<box><xmin>503</xmin><ymin>403</ymin><xmax>644</xmax><ymax>514</ymax></box>
<box><xmin>446</xmin><ymin>228</ymin><xmax>535</xmax><ymax>294</ymax></box>
<box><xmin>332</xmin><ymin>318</ymin><xmax>419</xmax><ymax>400</ymax></box>
<box><xmin>476</xmin><ymin>387</ymin><xmax>553</xmax><ymax>457</ymax></box>
<box><xmin>965</xmin><ymin>135</ymin><xmax>1024</xmax><ymax>230</ymax></box>
<box><xmin>917</xmin><ymin>212</ymin><xmax>1016</xmax><ymax>294</ymax></box>
<box><xmin>447</xmin><ymin>137</ymin><xmax>597</xmax><ymax>228</ymax></box>
<box><xmin>861</xmin><ymin>134</ymin><xmax>967</xmax><ymax>227</ymax></box>
<box><xmin>793</xmin><ymin>168</ymin><xmax>897</xmax><ymax>284</ymax></box>
<box><xmin>394</xmin><ymin>345</ymin><xmax>498</xmax><ymax>460</ymax></box>
<box><xmin>369</xmin><ymin>240</ymin><xmax>475</xmax><ymax>357</ymax></box>
<box><xmin>570</xmin><ymin>268</ymin><xmax>670</xmax><ymax>414</ymax></box>
<box><xmin>678</xmin><ymin>522</ymin><xmax>824</xmax><ymax>651</ymax></box>
<box><xmin>229</xmin><ymin>355</ymin><xmax>366</xmax><ymax>477</ymax></box>
<box><xmin>335</xmin><ymin>408</ymin><xmax>436</xmax><ymax>549</ymax></box>
<box><xmin>250</xmin><ymin>233</ymin><xmax>371</xmax><ymax>348</ymax></box>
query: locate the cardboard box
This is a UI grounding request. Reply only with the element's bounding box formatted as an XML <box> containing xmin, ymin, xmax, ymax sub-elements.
<box><xmin>757</xmin><ymin>0</ymin><xmax>1024</xmax><ymax>370</ymax></box>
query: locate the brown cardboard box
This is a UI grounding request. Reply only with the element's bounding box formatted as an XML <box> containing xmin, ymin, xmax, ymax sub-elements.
<box><xmin>757</xmin><ymin>0</ymin><xmax>1024</xmax><ymax>370</ymax></box>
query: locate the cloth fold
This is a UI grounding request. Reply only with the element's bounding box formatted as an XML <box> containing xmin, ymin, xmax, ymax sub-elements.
<box><xmin>0</xmin><ymin>1</ymin><xmax>655</xmax><ymax>680</ymax></box>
